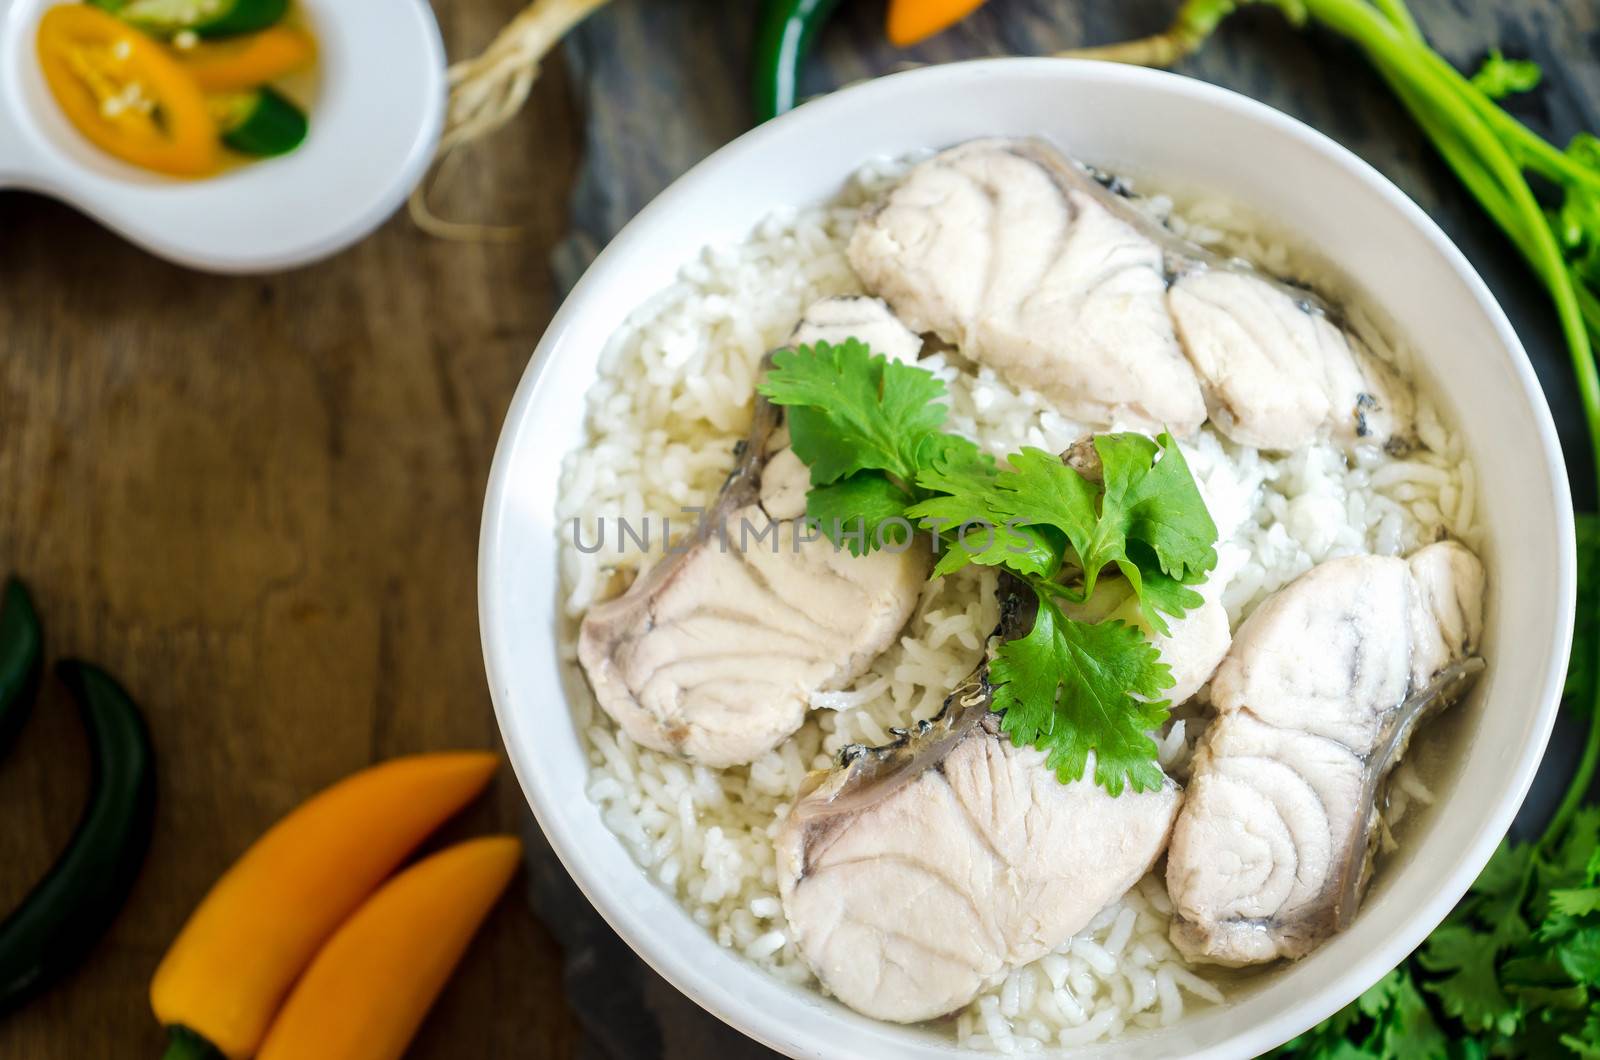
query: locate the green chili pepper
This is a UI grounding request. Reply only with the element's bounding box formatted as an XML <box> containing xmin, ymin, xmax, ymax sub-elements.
<box><xmin>0</xmin><ymin>579</ymin><xmax>43</xmax><ymax>757</ymax></box>
<box><xmin>162</xmin><ymin>1025</ymin><xmax>225</xmax><ymax>1060</ymax></box>
<box><xmin>752</xmin><ymin>0</ymin><xmax>845</xmax><ymax>123</ymax></box>
<box><xmin>0</xmin><ymin>660</ymin><xmax>156</xmax><ymax>1012</ymax></box>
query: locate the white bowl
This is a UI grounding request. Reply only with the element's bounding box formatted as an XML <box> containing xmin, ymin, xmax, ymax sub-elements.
<box><xmin>0</xmin><ymin>0</ymin><xmax>444</xmax><ymax>273</ymax></box>
<box><xmin>480</xmin><ymin>59</ymin><xmax>1575</xmax><ymax>1058</ymax></box>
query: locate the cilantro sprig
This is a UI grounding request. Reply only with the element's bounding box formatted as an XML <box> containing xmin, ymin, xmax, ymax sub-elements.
<box><xmin>906</xmin><ymin>438</ymin><xmax>1216</xmax><ymax>633</ymax></box>
<box><xmin>989</xmin><ymin>595</ymin><xmax>1174</xmax><ymax>795</ymax></box>
<box><xmin>758</xmin><ymin>339</ymin><xmax>1218</xmax><ymax>795</ymax></box>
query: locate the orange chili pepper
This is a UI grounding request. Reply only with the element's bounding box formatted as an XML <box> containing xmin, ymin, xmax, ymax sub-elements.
<box><xmin>35</xmin><ymin>5</ymin><xmax>217</xmax><ymax>177</ymax></box>
<box><xmin>256</xmin><ymin>837</ymin><xmax>522</xmax><ymax>1060</ymax></box>
<box><xmin>886</xmin><ymin>0</ymin><xmax>987</xmax><ymax>48</ymax></box>
<box><xmin>176</xmin><ymin>26</ymin><xmax>315</xmax><ymax>93</ymax></box>
<box><xmin>149</xmin><ymin>753</ymin><xmax>499</xmax><ymax>1059</ymax></box>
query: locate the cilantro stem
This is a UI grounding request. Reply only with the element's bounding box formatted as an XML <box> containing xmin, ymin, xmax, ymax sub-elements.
<box><xmin>1367</xmin><ymin>0</ymin><xmax>1420</xmax><ymax>40</ymax></box>
<box><xmin>1379</xmin><ymin>77</ymin><xmax>1525</xmax><ymax>245</ymax></box>
<box><xmin>1477</xmin><ymin>104</ymin><xmax>1600</xmax><ymax>194</ymax></box>
<box><xmin>1055</xmin><ymin>0</ymin><xmax>1236</xmax><ymax>66</ymax></box>
<box><xmin>1392</xmin><ymin>43</ymin><xmax>1600</xmax><ymax>193</ymax></box>
<box><xmin>1334</xmin><ymin>0</ymin><xmax>1600</xmax><ymax>197</ymax></box>
<box><xmin>1550</xmin><ymin>708</ymin><xmax>1600</xmax><ymax>847</ymax></box>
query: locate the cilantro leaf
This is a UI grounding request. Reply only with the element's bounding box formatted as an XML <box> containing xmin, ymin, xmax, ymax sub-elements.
<box><xmin>804</xmin><ymin>472</ymin><xmax>914</xmax><ymax>557</ymax></box>
<box><xmin>759</xmin><ymin>340</ymin><xmax>951</xmax><ymax>486</ymax></box>
<box><xmin>1535</xmin><ymin>988</ymin><xmax>1593</xmax><ymax>1010</ymax></box>
<box><xmin>1419</xmin><ymin>925</ymin><xmax>1519</xmax><ymax>1035</ymax></box>
<box><xmin>1499</xmin><ymin>953</ymin><xmax>1590</xmax><ymax>1028</ymax></box>
<box><xmin>1562</xmin><ymin>1034</ymin><xmax>1600</xmax><ymax>1060</ymax></box>
<box><xmin>1557</xmin><ymin>807</ymin><xmax>1600</xmax><ymax>882</ymax></box>
<box><xmin>1098</xmin><ymin>431</ymin><xmax>1219</xmax><ymax>583</ymax></box>
<box><xmin>914</xmin><ymin>431</ymin><xmax>997</xmax><ymax>496</ymax></box>
<box><xmin>1559</xmin><ymin>929</ymin><xmax>1600</xmax><ymax>983</ymax></box>
<box><xmin>1275</xmin><ymin>970</ymin><xmax>1434</xmax><ymax>1060</ymax></box>
<box><xmin>985</xmin><ymin>445</ymin><xmax>1107</xmax><ymax>567</ymax></box>
<box><xmin>1131</xmin><ymin>564</ymin><xmax>1208</xmax><ymax>624</ymax></box>
<box><xmin>906</xmin><ymin>479</ymin><xmax>1060</xmax><ymax>581</ymax></box>
<box><xmin>1379</xmin><ymin>972</ymin><xmax>1450</xmax><ymax>1060</ymax></box>
<box><xmin>1470</xmin><ymin>49</ymin><xmax>1542</xmax><ymax>100</ymax></box>
<box><xmin>764</xmin><ymin>339</ymin><xmax>1218</xmax><ymax>797</ymax></box>
<box><xmin>1466</xmin><ymin>840</ymin><xmax>1534</xmax><ymax>945</ymax></box>
<box><xmin>1476</xmin><ymin>839</ymin><xmax>1535</xmax><ymax>896</ymax></box>
<box><xmin>1282</xmin><ymin>1038</ymin><xmax>1380</xmax><ymax>1060</ymax></box>
<box><xmin>988</xmin><ymin>588</ymin><xmax>1173</xmax><ymax>795</ymax></box>
<box><xmin>924</xmin><ymin>512</ymin><xmax>1059</xmax><ymax>580</ymax></box>
<box><xmin>909</xmin><ymin>445</ymin><xmax>1086</xmax><ymax>581</ymax></box>
<box><xmin>1551</xmin><ymin>888</ymin><xmax>1600</xmax><ymax>919</ymax></box>
<box><xmin>1355</xmin><ymin>970</ymin><xmax>1405</xmax><ymax>1020</ymax></box>
<box><xmin>1096</xmin><ymin>432</ymin><xmax>1218</xmax><ymax>633</ymax></box>
<box><xmin>913</xmin><ymin>436</ymin><xmax>1216</xmax><ymax>636</ymax></box>
<box><xmin>1562</xmin><ymin>1010</ymin><xmax>1600</xmax><ymax>1057</ymax></box>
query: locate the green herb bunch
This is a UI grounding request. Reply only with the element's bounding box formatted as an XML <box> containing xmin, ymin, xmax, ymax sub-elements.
<box><xmin>757</xmin><ymin>338</ymin><xmax>1219</xmax><ymax>795</ymax></box>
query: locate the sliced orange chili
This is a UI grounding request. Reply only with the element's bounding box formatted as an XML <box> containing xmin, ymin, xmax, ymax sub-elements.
<box><xmin>886</xmin><ymin>0</ymin><xmax>987</xmax><ymax>48</ymax></box>
<box><xmin>175</xmin><ymin>26</ymin><xmax>315</xmax><ymax>93</ymax></box>
<box><xmin>36</xmin><ymin>5</ymin><xmax>218</xmax><ymax>178</ymax></box>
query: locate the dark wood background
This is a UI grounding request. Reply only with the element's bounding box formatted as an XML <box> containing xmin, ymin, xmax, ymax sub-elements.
<box><xmin>1</xmin><ymin>1</ymin><xmax>1596</xmax><ymax>1058</ymax></box>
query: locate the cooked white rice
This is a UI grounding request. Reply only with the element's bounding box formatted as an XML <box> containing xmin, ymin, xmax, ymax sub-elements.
<box><xmin>554</xmin><ymin>159</ymin><xmax>1477</xmax><ymax>1050</ymax></box>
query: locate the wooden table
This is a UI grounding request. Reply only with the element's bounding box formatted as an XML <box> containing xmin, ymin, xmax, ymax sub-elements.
<box><xmin>0</xmin><ymin>0</ymin><xmax>585</xmax><ymax>1054</ymax></box>
<box><xmin>2</xmin><ymin>2</ymin><xmax>1597</xmax><ymax>1058</ymax></box>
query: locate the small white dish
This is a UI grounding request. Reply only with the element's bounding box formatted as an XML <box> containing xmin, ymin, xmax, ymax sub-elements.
<box><xmin>480</xmin><ymin>59</ymin><xmax>1575</xmax><ymax>1059</ymax></box>
<box><xmin>0</xmin><ymin>0</ymin><xmax>444</xmax><ymax>273</ymax></box>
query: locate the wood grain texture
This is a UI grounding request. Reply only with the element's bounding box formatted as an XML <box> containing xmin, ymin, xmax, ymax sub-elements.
<box><xmin>0</xmin><ymin>1</ymin><xmax>584</xmax><ymax>1056</ymax></box>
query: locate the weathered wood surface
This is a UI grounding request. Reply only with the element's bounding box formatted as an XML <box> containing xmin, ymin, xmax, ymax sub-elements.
<box><xmin>1</xmin><ymin>2</ymin><xmax>1597</xmax><ymax>1059</ymax></box>
<box><xmin>548</xmin><ymin>1</ymin><xmax>1600</xmax><ymax>1057</ymax></box>
<box><xmin>0</xmin><ymin>0</ymin><xmax>585</xmax><ymax>1056</ymax></box>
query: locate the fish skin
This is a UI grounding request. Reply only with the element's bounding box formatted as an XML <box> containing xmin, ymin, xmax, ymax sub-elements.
<box><xmin>777</xmin><ymin>578</ymin><xmax>1182</xmax><ymax>1022</ymax></box>
<box><xmin>1166</xmin><ymin>541</ymin><xmax>1486</xmax><ymax>965</ymax></box>
<box><xmin>577</xmin><ymin>315</ymin><xmax>929</xmax><ymax>768</ymax></box>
